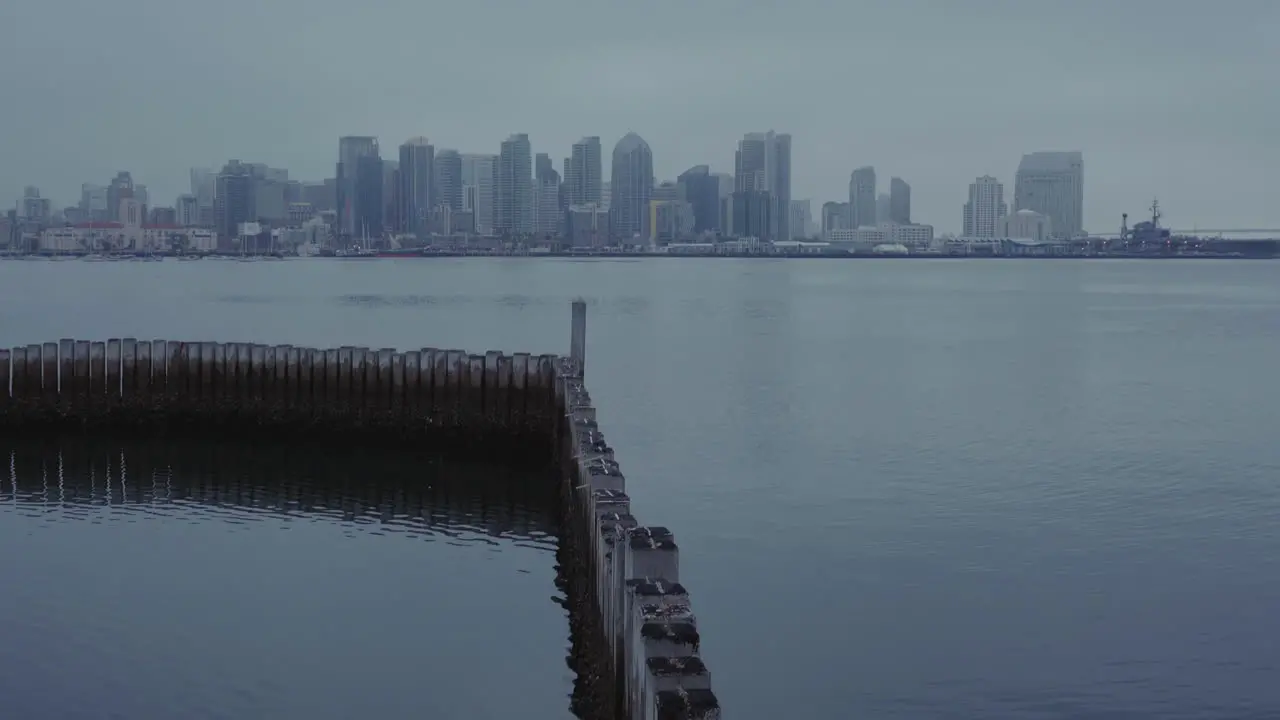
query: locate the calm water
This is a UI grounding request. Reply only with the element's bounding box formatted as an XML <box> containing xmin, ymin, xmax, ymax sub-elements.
<box><xmin>3</xmin><ymin>257</ymin><xmax>1280</xmax><ymax>719</ymax></box>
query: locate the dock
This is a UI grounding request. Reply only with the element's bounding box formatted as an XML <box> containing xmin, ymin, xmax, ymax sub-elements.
<box><xmin>0</xmin><ymin>299</ymin><xmax>721</xmax><ymax>720</ymax></box>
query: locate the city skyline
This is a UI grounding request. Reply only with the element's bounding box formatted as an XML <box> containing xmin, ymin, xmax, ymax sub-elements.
<box><xmin>2</xmin><ymin>2</ymin><xmax>1277</xmax><ymax>232</ymax></box>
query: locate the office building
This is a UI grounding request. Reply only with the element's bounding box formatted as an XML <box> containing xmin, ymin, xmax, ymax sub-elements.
<box><xmin>889</xmin><ymin>177</ymin><xmax>910</xmax><ymax>224</ymax></box>
<box><xmin>461</xmin><ymin>153</ymin><xmax>496</xmax><ymax>235</ymax></box>
<box><xmin>610</xmin><ymin>132</ymin><xmax>653</xmax><ymax>241</ymax></box>
<box><xmin>336</xmin><ymin>136</ymin><xmax>379</xmax><ymax>238</ymax></box>
<box><xmin>496</xmin><ymin>134</ymin><xmax>533</xmax><ymax>235</ymax></box>
<box><xmin>565</xmin><ymin>136</ymin><xmax>602</xmax><ymax>206</ymax></box>
<box><xmin>963</xmin><ymin>175</ymin><xmax>1007</xmax><ymax>238</ymax></box>
<box><xmin>435</xmin><ymin>149</ymin><xmax>463</xmax><ymax>213</ymax></box>
<box><xmin>1014</xmin><ymin>151</ymin><xmax>1083</xmax><ymax>237</ymax></box>
<box><xmin>848</xmin><ymin>166</ymin><xmax>876</xmax><ymax>228</ymax></box>
<box><xmin>998</xmin><ymin>209</ymin><xmax>1052</xmax><ymax>241</ymax></box>
<box><xmin>677</xmin><ymin>165</ymin><xmax>720</xmax><ymax>233</ymax></box>
<box><xmin>734</xmin><ymin>131</ymin><xmax>792</xmax><ymax>240</ymax></box>
<box><xmin>398</xmin><ymin>137</ymin><xmax>434</xmax><ymax>235</ymax></box>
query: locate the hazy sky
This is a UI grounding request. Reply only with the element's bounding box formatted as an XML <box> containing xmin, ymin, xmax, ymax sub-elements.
<box><xmin>3</xmin><ymin>0</ymin><xmax>1277</xmax><ymax>233</ymax></box>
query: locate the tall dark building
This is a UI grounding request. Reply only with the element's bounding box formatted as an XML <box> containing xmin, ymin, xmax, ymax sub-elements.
<box><xmin>731</xmin><ymin>190</ymin><xmax>773</xmax><ymax>240</ymax></box>
<box><xmin>336</xmin><ymin>136</ymin><xmax>379</xmax><ymax>239</ymax></box>
<box><xmin>106</xmin><ymin>171</ymin><xmax>134</xmax><ymax>222</ymax></box>
<box><xmin>398</xmin><ymin>138</ymin><xmax>433</xmax><ymax>235</ymax></box>
<box><xmin>434</xmin><ymin>149</ymin><xmax>463</xmax><ymax>213</ymax></box>
<box><xmin>889</xmin><ymin>177</ymin><xmax>911</xmax><ymax>224</ymax></box>
<box><xmin>677</xmin><ymin>165</ymin><xmax>720</xmax><ymax>233</ymax></box>
<box><xmin>214</xmin><ymin>160</ymin><xmax>254</xmax><ymax>240</ymax></box>
<box><xmin>353</xmin><ymin>154</ymin><xmax>384</xmax><ymax>238</ymax></box>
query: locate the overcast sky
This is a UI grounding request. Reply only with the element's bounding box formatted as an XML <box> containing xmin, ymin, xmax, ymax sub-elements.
<box><xmin>2</xmin><ymin>0</ymin><xmax>1276</xmax><ymax>233</ymax></box>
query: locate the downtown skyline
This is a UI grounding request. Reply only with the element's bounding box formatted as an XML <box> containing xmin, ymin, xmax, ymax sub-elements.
<box><xmin>3</xmin><ymin>2</ymin><xmax>1276</xmax><ymax>233</ymax></box>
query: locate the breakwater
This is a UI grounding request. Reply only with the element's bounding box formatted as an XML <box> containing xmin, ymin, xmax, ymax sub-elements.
<box><xmin>0</xmin><ymin>299</ymin><xmax>721</xmax><ymax>719</ymax></box>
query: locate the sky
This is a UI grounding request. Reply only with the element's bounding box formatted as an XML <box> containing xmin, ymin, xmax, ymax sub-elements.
<box><xmin>2</xmin><ymin>0</ymin><xmax>1277</xmax><ymax>234</ymax></box>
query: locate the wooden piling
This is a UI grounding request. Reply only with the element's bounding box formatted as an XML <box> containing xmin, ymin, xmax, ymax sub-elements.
<box><xmin>511</xmin><ymin>352</ymin><xmax>529</xmax><ymax>427</ymax></box>
<box><xmin>105</xmin><ymin>340</ymin><xmax>121</xmax><ymax>409</ymax></box>
<box><xmin>403</xmin><ymin>351</ymin><xmax>422</xmax><ymax>423</ymax></box>
<box><xmin>336</xmin><ymin>347</ymin><xmax>353</xmax><ymax>415</ymax></box>
<box><xmin>0</xmin><ymin>349</ymin><xmax>10</xmax><ymax>413</ymax></box>
<box><xmin>151</xmin><ymin>340</ymin><xmax>167</xmax><ymax>399</ymax></box>
<box><xmin>135</xmin><ymin>340</ymin><xmax>152</xmax><ymax>405</ymax></box>
<box><xmin>495</xmin><ymin>353</ymin><xmax>512</xmax><ymax>425</ymax></box>
<box><xmin>88</xmin><ymin>343</ymin><xmax>104</xmax><ymax>412</ymax></box>
<box><xmin>324</xmin><ymin>348</ymin><xmax>340</xmax><ymax>413</ymax></box>
<box><xmin>167</xmin><ymin>342</ymin><xmax>184</xmax><ymax>410</ymax></box>
<box><xmin>376</xmin><ymin>349</ymin><xmax>394</xmax><ymax>423</ymax></box>
<box><xmin>432</xmin><ymin>349</ymin><xmax>450</xmax><ymax>426</ymax></box>
<box><xmin>467</xmin><ymin>354</ymin><xmax>485</xmax><ymax>426</ymax></box>
<box><xmin>59</xmin><ymin>339</ymin><xmax>74</xmax><ymax>409</ymax></box>
<box><xmin>285</xmin><ymin>347</ymin><xmax>300</xmax><ymax>413</ymax></box>
<box><xmin>42</xmin><ymin>342</ymin><xmax>58</xmax><ymax>407</ymax></box>
<box><xmin>23</xmin><ymin>345</ymin><xmax>41</xmax><ymax>404</ymax></box>
<box><xmin>121</xmin><ymin>338</ymin><xmax>137</xmax><ymax>402</ymax></box>
<box><xmin>484</xmin><ymin>351</ymin><xmax>503</xmax><ymax>425</ymax></box>
<box><xmin>73</xmin><ymin>341</ymin><xmax>90</xmax><ymax>407</ymax></box>
<box><xmin>249</xmin><ymin>345</ymin><xmax>266</xmax><ymax>412</ymax></box>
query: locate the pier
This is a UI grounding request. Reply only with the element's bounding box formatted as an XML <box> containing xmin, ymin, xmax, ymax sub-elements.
<box><xmin>0</xmin><ymin>299</ymin><xmax>721</xmax><ymax>720</ymax></box>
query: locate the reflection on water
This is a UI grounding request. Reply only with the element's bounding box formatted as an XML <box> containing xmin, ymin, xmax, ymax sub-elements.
<box><xmin>0</xmin><ymin>434</ymin><xmax>573</xmax><ymax>720</ymax></box>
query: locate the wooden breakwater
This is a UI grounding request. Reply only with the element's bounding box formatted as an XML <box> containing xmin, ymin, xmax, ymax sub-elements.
<box><xmin>0</xmin><ymin>299</ymin><xmax>721</xmax><ymax>719</ymax></box>
<box><xmin>0</xmin><ymin>337</ymin><xmax>562</xmax><ymax>450</ymax></box>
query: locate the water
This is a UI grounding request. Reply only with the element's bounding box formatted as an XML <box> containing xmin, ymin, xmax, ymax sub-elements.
<box><xmin>3</xmin><ymin>257</ymin><xmax>1280</xmax><ymax>719</ymax></box>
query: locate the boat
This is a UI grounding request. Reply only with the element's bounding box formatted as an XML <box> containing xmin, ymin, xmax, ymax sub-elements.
<box><xmin>376</xmin><ymin>248</ymin><xmax>425</xmax><ymax>258</ymax></box>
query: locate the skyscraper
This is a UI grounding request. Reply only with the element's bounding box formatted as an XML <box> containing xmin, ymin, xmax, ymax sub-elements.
<box><xmin>534</xmin><ymin>156</ymin><xmax>561</xmax><ymax>236</ymax></box>
<box><xmin>609</xmin><ymin>132</ymin><xmax>653</xmax><ymax>241</ymax></box>
<box><xmin>964</xmin><ymin>175</ymin><xmax>1007</xmax><ymax>237</ymax></box>
<box><xmin>565</xmin><ymin>137</ymin><xmax>602</xmax><ymax>206</ymax></box>
<box><xmin>461</xmin><ymin>153</ymin><xmax>496</xmax><ymax>235</ymax></box>
<box><xmin>336</xmin><ymin>136</ymin><xmax>379</xmax><ymax>238</ymax></box>
<box><xmin>398</xmin><ymin>137</ymin><xmax>434</xmax><ymax>235</ymax></box>
<box><xmin>889</xmin><ymin>177</ymin><xmax>911</xmax><ymax>224</ymax></box>
<box><xmin>1014</xmin><ymin>151</ymin><xmax>1083</xmax><ymax>238</ymax></box>
<box><xmin>496</xmin><ymin>134</ymin><xmax>533</xmax><ymax>235</ymax></box>
<box><xmin>676</xmin><ymin>165</ymin><xmax>720</xmax><ymax>234</ymax></box>
<box><xmin>848</xmin><ymin>166</ymin><xmax>876</xmax><ymax>229</ymax></box>
<box><xmin>435</xmin><ymin>149</ymin><xmax>463</xmax><ymax>213</ymax></box>
<box><xmin>733</xmin><ymin>131</ymin><xmax>792</xmax><ymax>241</ymax></box>
<box><xmin>214</xmin><ymin>160</ymin><xmax>254</xmax><ymax>239</ymax></box>
<box><xmin>106</xmin><ymin>172</ymin><xmax>133</xmax><ymax>222</ymax></box>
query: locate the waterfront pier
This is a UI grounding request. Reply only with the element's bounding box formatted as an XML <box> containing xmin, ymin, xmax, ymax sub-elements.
<box><xmin>0</xmin><ymin>300</ymin><xmax>720</xmax><ymax>720</ymax></box>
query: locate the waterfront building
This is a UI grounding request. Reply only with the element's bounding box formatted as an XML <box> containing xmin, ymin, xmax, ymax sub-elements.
<box><xmin>963</xmin><ymin>175</ymin><xmax>1007</xmax><ymax>238</ymax></box>
<box><xmin>610</xmin><ymin>132</ymin><xmax>653</xmax><ymax>241</ymax></box>
<box><xmin>1014</xmin><ymin>151</ymin><xmax>1083</xmax><ymax>237</ymax></box>
<box><xmin>849</xmin><ymin>166</ymin><xmax>876</xmax><ymax>228</ymax></box>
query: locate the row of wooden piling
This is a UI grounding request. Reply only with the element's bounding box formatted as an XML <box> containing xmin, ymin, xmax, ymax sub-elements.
<box><xmin>554</xmin><ymin>301</ymin><xmax>720</xmax><ymax>720</ymax></box>
<box><xmin>0</xmin><ymin>339</ymin><xmax>560</xmax><ymax>433</ymax></box>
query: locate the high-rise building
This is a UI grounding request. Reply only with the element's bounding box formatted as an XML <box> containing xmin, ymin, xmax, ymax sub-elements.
<box><xmin>822</xmin><ymin>201</ymin><xmax>849</xmax><ymax>238</ymax></box>
<box><xmin>730</xmin><ymin>190</ymin><xmax>773</xmax><ymax>239</ymax></box>
<box><xmin>789</xmin><ymin>199</ymin><xmax>813</xmax><ymax>239</ymax></box>
<box><xmin>106</xmin><ymin>172</ymin><xmax>134</xmax><ymax>222</ymax></box>
<box><xmin>398</xmin><ymin>137</ymin><xmax>434</xmax><ymax>235</ymax></box>
<box><xmin>214</xmin><ymin>160</ymin><xmax>254</xmax><ymax>239</ymax></box>
<box><xmin>889</xmin><ymin>177</ymin><xmax>910</xmax><ymax>224</ymax></box>
<box><xmin>353</xmin><ymin>153</ymin><xmax>384</xmax><ymax>238</ymax></box>
<box><xmin>963</xmin><ymin>175</ymin><xmax>1007</xmax><ymax>238</ymax></box>
<box><xmin>676</xmin><ymin>165</ymin><xmax>720</xmax><ymax>234</ymax></box>
<box><xmin>565</xmin><ymin>137</ymin><xmax>602</xmax><ymax>206</ymax></box>
<box><xmin>848</xmin><ymin>166</ymin><xmax>876</xmax><ymax>229</ymax></box>
<box><xmin>336</xmin><ymin>136</ymin><xmax>379</xmax><ymax>238</ymax></box>
<box><xmin>609</xmin><ymin>132</ymin><xmax>653</xmax><ymax>241</ymax></box>
<box><xmin>190</xmin><ymin>169</ymin><xmax>215</xmax><ymax>213</ymax></box>
<box><xmin>435</xmin><ymin>149</ymin><xmax>463</xmax><ymax>213</ymax></box>
<box><xmin>733</xmin><ymin>131</ymin><xmax>792</xmax><ymax>240</ymax></box>
<box><xmin>461</xmin><ymin>153</ymin><xmax>496</xmax><ymax>235</ymax></box>
<box><xmin>176</xmin><ymin>194</ymin><xmax>200</xmax><ymax>227</ymax></box>
<box><xmin>534</xmin><ymin>156</ymin><xmax>562</xmax><ymax>237</ymax></box>
<box><xmin>1014</xmin><ymin>151</ymin><xmax>1083</xmax><ymax>238</ymax></box>
<box><xmin>876</xmin><ymin>193</ymin><xmax>890</xmax><ymax>226</ymax></box>
<box><xmin>496</xmin><ymin>134</ymin><xmax>533</xmax><ymax>235</ymax></box>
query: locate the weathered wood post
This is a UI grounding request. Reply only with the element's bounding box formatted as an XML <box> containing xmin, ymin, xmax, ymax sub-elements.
<box><xmin>570</xmin><ymin>297</ymin><xmax>587</xmax><ymax>380</ymax></box>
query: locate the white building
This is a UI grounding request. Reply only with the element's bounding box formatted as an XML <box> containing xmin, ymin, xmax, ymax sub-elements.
<box><xmin>461</xmin><ymin>153</ymin><xmax>496</xmax><ymax>235</ymax></box>
<box><xmin>1014</xmin><ymin>151</ymin><xmax>1083</xmax><ymax>237</ymax></box>
<box><xmin>997</xmin><ymin>209</ymin><xmax>1053</xmax><ymax>241</ymax></box>
<box><xmin>884</xmin><ymin>222</ymin><xmax>934</xmax><ymax>247</ymax></box>
<box><xmin>40</xmin><ymin>223</ymin><xmax>216</xmax><ymax>253</ymax></box>
<box><xmin>789</xmin><ymin>199</ymin><xmax>813</xmax><ymax>239</ymax></box>
<box><xmin>963</xmin><ymin>175</ymin><xmax>1006</xmax><ymax>237</ymax></box>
